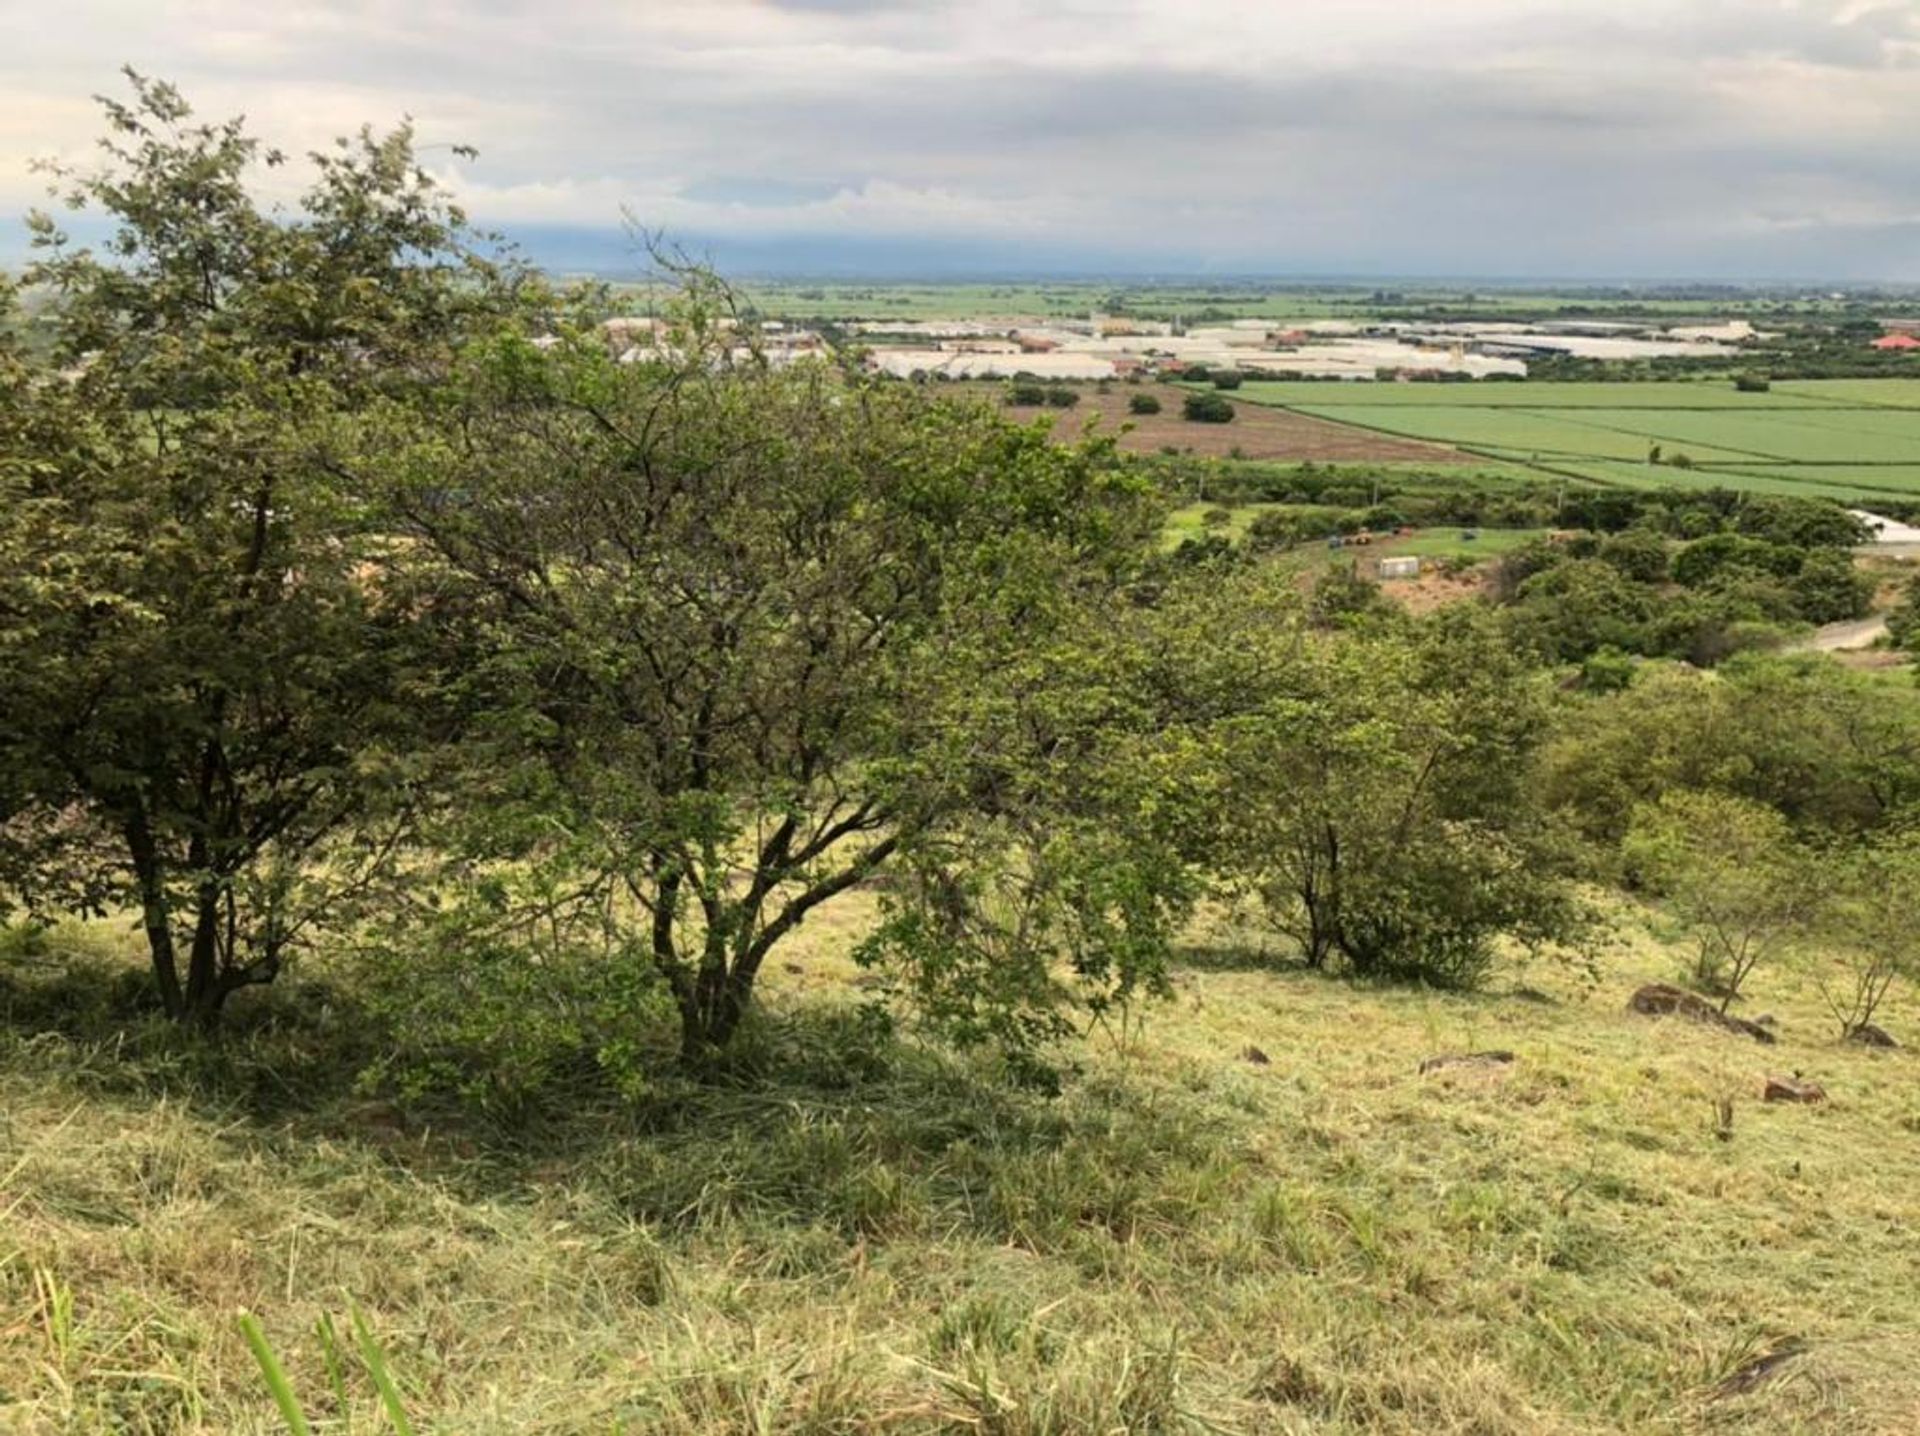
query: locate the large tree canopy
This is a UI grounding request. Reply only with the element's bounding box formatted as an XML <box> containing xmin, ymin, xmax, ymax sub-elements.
<box><xmin>0</xmin><ymin>73</ymin><xmax>515</xmax><ymax>1022</ymax></box>
<box><xmin>361</xmin><ymin>297</ymin><xmax>1176</xmax><ymax>1063</ymax></box>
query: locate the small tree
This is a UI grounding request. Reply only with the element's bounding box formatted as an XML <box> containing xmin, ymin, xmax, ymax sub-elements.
<box><xmin>1789</xmin><ymin>550</ymin><xmax>1874</xmax><ymax>624</ymax></box>
<box><xmin>1624</xmin><ymin>791</ymin><xmax>1817</xmax><ymax>1009</ymax></box>
<box><xmin>1889</xmin><ymin>574</ymin><xmax>1920</xmax><ymax>651</ymax></box>
<box><xmin>1818</xmin><ymin>831</ymin><xmax>1920</xmax><ymax>1040</ymax></box>
<box><xmin>1183</xmin><ymin>392</ymin><xmax>1235</xmax><ymax>424</ymax></box>
<box><xmin>1128</xmin><ymin>392</ymin><xmax>1162</xmax><ymax>415</ymax></box>
<box><xmin>1205</xmin><ymin>593</ymin><xmax>1587</xmax><ymax>985</ymax></box>
<box><xmin>380</xmin><ymin>305</ymin><xmax>1174</xmax><ymax>1064</ymax></box>
<box><xmin>1211</xmin><ymin>370</ymin><xmax>1244</xmax><ymax>390</ymax></box>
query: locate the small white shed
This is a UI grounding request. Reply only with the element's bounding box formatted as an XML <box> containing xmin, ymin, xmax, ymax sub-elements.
<box><xmin>1379</xmin><ymin>556</ymin><xmax>1421</xmax><ymax>581</ymax></box>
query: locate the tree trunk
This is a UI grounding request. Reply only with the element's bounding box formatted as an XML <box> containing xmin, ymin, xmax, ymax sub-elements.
<box><xmin>180</xmin><ymin>882</ymin><xmax>227</xmax><ymax>1027</ymax></box>
<box><xmin>123</xmin><ymin>811</ymin><xmax>184</xmax><ymax>1019</ymax></box>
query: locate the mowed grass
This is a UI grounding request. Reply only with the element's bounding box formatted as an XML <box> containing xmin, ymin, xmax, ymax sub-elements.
<box><xmin>1234</xmin><ymin>379</ymin><xmax>1920</xmax><ymax>501</ymax></box>
<box><xmin>4</xmin><ymin>898</ymin><xmax>1918</xmax><ymax>1435</ymax></box>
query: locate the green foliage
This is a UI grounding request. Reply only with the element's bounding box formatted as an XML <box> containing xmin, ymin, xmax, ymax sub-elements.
<box><xmin>0</xmin><ymin>73</ymin><xmax>510</xmax><ymax>1024</ymax></box>
<box><xmin>1211</xmin><ymin>370</ymin><xmax>1244</xmax><ymax>390</ymax></box>
<box><xmin>1307</xmin><ymin>563</ymin><xmax>1389</xmax><ymax>629</ymax></box>
<box><xmin>1788</xmin><ymin>549</ymin><xmax>1875</xmax><ymax>624</ymax></box>
<box><xmin>1128</xmin><ymin>392</ymin><xmax>1162</xmax><ymax>415</ymax></box>
<box><xmin>1540</xmin><ymin>655</ymin><xmax>1920</xmax><ymax>856</ymax></box>
<box><xmin>1817</xmin><ymin>828</ymin><xmax>1920</xmax><ymax>1037</ymax></box>
<box><xmin>240</xmin><ymin>1307</ymin><xmax>417</xmax><ymax>1436</ymax></box>
<box><xmin>1182</xmin><ymin>391</ymin><xmax>1235</xmax><ymax>424</ymax></box>
<box><xmin>1623</xmin><ymin>791</ymin><xmax>1817</xmax><ymax>1007</ymax></box>
<box><xmin>1579</xmin><ymin>646</ymin><xmax>1636</xmax><ymax>693</ymax></box>
<box><xmin>1671</xmin><ymin>533</ymin><xmax>1796</xmax><ymax>587</ymax></box>
<box><xmin>355</xmin><ymin>873</ymin><xmax>677</xmax><ymax>1115</ymax></box>
<box><xmin>1734</xmin><ymin>495</ymin><xmax>1870</xmax><ymax>549</ymax></box>
<box><xmin>1595</xmin><ymin>529</ymin><xmax>1670</xmax><ymax>583</ymax></box>
<box><xmin>1189</xmin><ymin>583</ymin><xmax>1588</xmax><ymax>985</ymax></box>
<box><xmin>1734</xmin><ymin>373</ymin><xmax>1772</xmax><ymax>393</ymax></box>
<box><xmin>1505</xmin><ymin>560</ymin><xmax>1658</xmax><ymax>663</ymax></box>
<box><xmin>1890</xmin><ymin>574</ymin><xmax>1920</xmax><ymax>651</ymax></box>
<box><xmin>369</xmin><ymin>301</ymin><xmax>1170</xmax><ymax>1069</ymax></box>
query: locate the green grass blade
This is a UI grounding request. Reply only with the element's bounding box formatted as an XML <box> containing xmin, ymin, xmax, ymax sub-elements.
<box><xmin>237</xmin><ymin>1311</ymin><xmax>312</xmax><ymax>1436</ymax></box>
<box><xmin>315</xmin><ymin>1312</ymin><xmax>353</xmax><ymax>1430</ymax></box>
<box><xmin>350</xmin><ymin>1305</ymin><xmax>415</xmax><ymax>1436</ymax></box>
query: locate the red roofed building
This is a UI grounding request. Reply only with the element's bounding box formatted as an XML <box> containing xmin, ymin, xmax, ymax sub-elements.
<box><xmin>1871</xmin><ymin>333</ymin><xmax>1920</xmax><ymax>351</ymax></box>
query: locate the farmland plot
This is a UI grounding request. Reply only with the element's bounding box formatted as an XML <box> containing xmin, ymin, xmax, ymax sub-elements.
<box><xmin>1240</xmin><ymin>379</ymin><xmax>1920</xmax><ymax>500</ymax></box>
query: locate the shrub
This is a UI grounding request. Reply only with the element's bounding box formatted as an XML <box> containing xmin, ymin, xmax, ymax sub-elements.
<box><xmin>1245</xmin><ymin>510</ymin><xmax>1302</xmax><ymax>550</ymax></box>
<box><xmin>1624</xmin><ymin>791</ymin><xmax>1817</xmax><ymax>1007</ymax></box>
<box><xmin>1597</xmin><ymin>529</ymin><xmax>1670</xmax><ymax>583</ymax></box>
<box><xmin>1211</xmin><ymin>370</ymin><xmax>1244</xmax><ymax>390</ymax></box>
<box><xmin>1788</xmin><ymin>550</ymin><xmax>1874</xmax><ymax>624</ymax></box>
<box><xmin>1819</xmin><ymin>832</ymin><xmax>1920</xmax><ymax>1040</ymax></box>
<box><xmin>1889</xmin><ymin>575</ymin><xmax>1920</xmax><ymax>650</ymax></box>
<box><xmin>1044</xmin><ymin>386</ymin><xmax>1080</xmax><ymax>408</ymax></box>
<box><xmin>1128</xmin><ymin>392</ymin><xmax>1162</xmax><ymax>415</ymax></box>
<box><xmin>1006</xmin><ymin>382</ymin><xmax>1049</xmax><ymax>407</ymax></box>
<box><xmin>1580</xmin><ymin>646</ymin><xmax>1636</xmax><ymax>693</ymax></box>
<box><xmin>1734</xmin><ymin>373</ymin><xmax>1772</xmax><ymax>393</ymax></box>
<box><xmin>1183</xmin><ymin>392</ymin><xmax>1235</xmax><ymax>424</ymax></box>
<box><xmin>1671</xmin><ymin>533</ymin><xmax>1795</xmax><ymax>587</ymax></box>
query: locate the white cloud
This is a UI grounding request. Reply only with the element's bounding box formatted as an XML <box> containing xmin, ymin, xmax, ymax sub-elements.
<box><xmin>2</xmin><ymin>0</ymin><xmax>1918</xmax><ymax>277</ymax></box>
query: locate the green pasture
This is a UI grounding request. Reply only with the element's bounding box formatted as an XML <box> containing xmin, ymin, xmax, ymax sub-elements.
<box><xmin>1386</xmin><ymin>526</ymin><xmax>1549</xmax><ymax>559</ymax></box>
<box><xmin>1236</xmin><ymin>381</ymin><xmax>1839</xmax><ymax>410</ymax></box>
<box><xmin>1232</xmin><ymin>379</ymin><xmax>1920</xmax><ymax>501</ymax></box>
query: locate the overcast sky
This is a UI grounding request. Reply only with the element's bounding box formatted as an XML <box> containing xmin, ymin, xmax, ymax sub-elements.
<box><xmin>3</xmin><ymin>0</ymin><xmax>1918</xmax><ymax>280</ymax></box>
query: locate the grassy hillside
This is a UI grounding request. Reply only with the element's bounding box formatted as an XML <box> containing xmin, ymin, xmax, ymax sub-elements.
<box><xmin>4</xmin><ymin>900</ymin><xmax>1916</xmax><ymax>1435</ymax></box>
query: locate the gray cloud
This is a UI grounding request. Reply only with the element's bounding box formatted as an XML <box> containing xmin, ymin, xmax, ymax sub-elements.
<box><xmin>3</xmin><ymin>0</ymin><xmax>1918</xmax><ymax>279</ymax></box>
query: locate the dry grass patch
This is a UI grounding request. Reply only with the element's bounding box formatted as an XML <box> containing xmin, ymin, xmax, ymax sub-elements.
<box><xmin>981</xmin><ymin>383</ymin><xmax>1473</xmax><ymax>463</ymax></box>
<box><xmin>2</xmin><ymin>899</ymin><xmax>1917</xmax><ymax>1433</ymax></box>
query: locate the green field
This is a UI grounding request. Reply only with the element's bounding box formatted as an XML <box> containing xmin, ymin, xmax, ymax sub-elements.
<box><xmin>728</xmin><ymin>282</ymin><xmax>1899</xmax><ymax>327</ymax></box>
<box><xmin>1232</xmin><ymin>380</ymin><xmax>1920</xmax><ymax>501</ymax></box>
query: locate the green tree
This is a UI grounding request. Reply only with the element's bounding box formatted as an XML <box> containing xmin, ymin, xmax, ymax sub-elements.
<box><xmin>1671</xmin><ymin>533</ymin><xmax>1795</xmax><ymax>588</ymax></box>
<box><xmin>0</xmin><ymin>74</ymin><xmax>506</xmax><ymax>1023</ymax></box>
<box><xmin>1623</xmin><ymin>791</ymin><xmax>1817</xmax><ymax>1008</ymax></box>
<box><xmin>1206</xmin><ymin>595</ymin><xmax>1585</xmax><ymax>984</ymax></box>
<box><xmin>1596</xmin><ymin>529</ymin><xmax>1669</xmax><ymax>583</ymax></box>
<box><xmin>1182</xmin><ymin>391</ymin><xmax>1234</xmax><ymax>424</ymax></box>
<box><xmin>374</xmin><ymin>300</ymin><xmax>1176</xmax><ymax>1064</ymax></box>
<box><xmin>1128</xmin><ymin>392</ymin><xmax>1162</xmax><ymax>415</ymax></box>
<box><xmin>1788</xmin><ymin>549</ymin><xmax>1874</xmax><ymax>624</ymax></box>
<box><xmin>1889</xmin><ymin>574</ymin><xmax>1920</xmax><ymax>651</ymax></box>
<box><xmin>1818</xmin><ymin>830</ymin><xmax>1920</xmax><ymax>1040</ymax></box>
<box><xmin>1504</xmin><ymin>559</ymin><xmax>1656</xmax><ymax>662</ymax></box>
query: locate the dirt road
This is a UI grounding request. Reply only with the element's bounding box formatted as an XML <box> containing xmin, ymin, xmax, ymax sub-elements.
<box><xmin>1792</xmin><ymin>615</ymin><xmax>1889</xmax><ymax>653</ymax></box>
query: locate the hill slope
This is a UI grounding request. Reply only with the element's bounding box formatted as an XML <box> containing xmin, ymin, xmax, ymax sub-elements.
<box><xmin>2</xmin><ymin>901</ymin><xmax>1916</xmax><ymax>1434</ymax></box>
